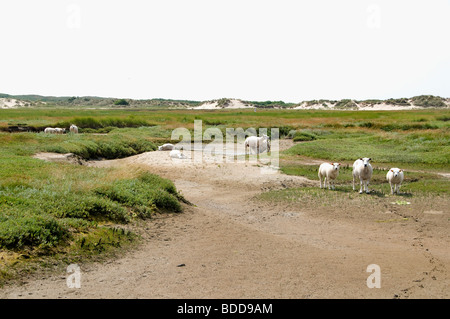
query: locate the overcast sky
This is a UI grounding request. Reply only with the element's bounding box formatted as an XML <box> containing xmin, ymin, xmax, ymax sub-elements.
<box><xmin>1</xmin><ymin>0</ymin><xmax>449</xmax><ymax>102</ymax></box>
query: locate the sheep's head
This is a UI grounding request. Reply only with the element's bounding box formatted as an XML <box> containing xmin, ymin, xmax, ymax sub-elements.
<box><xmin>360</xmin><ymin>157</ymin><xmax>371</xmax><ymax>167</ymax></box>
<box><xmin>332</xmin><ymin>163</ymin><xmax>341</xmax><ymax>171</ymax></box>
<box><xmin>390</xmin><ymin>168</ymin><xmax>402</xmax><ymax>177</ymax></box>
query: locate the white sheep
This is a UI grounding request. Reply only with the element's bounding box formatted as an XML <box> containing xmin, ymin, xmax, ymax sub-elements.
<box><xmin>318</xmin><ymin>162</ymin><xmax>341</xmax><ymax>190</ymax></box>
<box><xmin>158</xmin><ymin>143</ymin><xmax>175</xmax><ymax>151</ymax></box>
<box><xmin>352</xmin><ymin>157</ymin><xmax>373</xmax><ymax>194</ymax></box>
<box><xmin>44</xmin><ymin>127</ymin><xmax>56</xmax><ymax>134</ymax></box>
<box><xmin>54</xmin><ymin>128</ymin><xmax>66</xmax><ymax>134</ymax></box>
<box><xmin>244</xmin><ymin>135</ymin><xmax>270</xmax><ymax>154</ymax></box>
<box><xmin>386</xmin><ymin>168</ymin><xmax>404</xmax><ymax>195</ymax></box>
<box><xmin>169</xmin><ymin>149</ymin><xmax>187</xmax><ymax>159</ymax></box>
<box><xmin>69</xmin><ymin>124</ymin><xmax>79</xmax><ymax>134</ymax></box>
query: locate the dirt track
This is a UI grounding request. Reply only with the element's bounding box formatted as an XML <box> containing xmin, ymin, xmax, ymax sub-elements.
<box><xmin>1</xmin><ymin>142</ymin><xmax>449</xmax><ymax>299</ymax></box>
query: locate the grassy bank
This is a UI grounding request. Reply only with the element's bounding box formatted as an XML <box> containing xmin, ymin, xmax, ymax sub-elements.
<box><xmin>0</xmin><ymin>128</ymin><xmax>185</xmax><ymax>284</ymax></box>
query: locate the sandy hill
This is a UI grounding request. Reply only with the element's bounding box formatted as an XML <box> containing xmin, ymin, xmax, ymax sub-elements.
<box><xmin>192</xmin><ymin>98</ymin><xmax>253</xmax><ymax>110</ymax></box>
<box><xmin>0</xmin><ymin>98</ymin><xmax>31</xmax><ymax>109</ymax></box>
<box><xmin>194</xmin><ymin>96</ymin><xmax>450</xmax><ymax>110</ymax></box>
<box><xmin>293</xmin><ymin>97</ymin><xmax>450</xmax><ymax>111</ymax></box>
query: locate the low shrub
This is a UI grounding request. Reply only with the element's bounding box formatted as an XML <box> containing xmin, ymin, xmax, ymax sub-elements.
<box><xmin>436</xmin><ymin>115</ymin><xmax>450</xmax><ymax>122</ymax></box>
<box><xmin>293</xmin><ymin>131</ymin><xmax>317</xmax><ymax>142</ymax></box>
<box><xmin>0</xmin><ymin>211</ymin><xmax>68</xmax><ymax>250</ymax></box>
<box><xmin>411</xmin><ymin>95</ymin><xmax>446</xmax><ymax>108</ymax></box>
<box><xmin>95</xmin><ymin>173</ymin><xmax>183</xmax><ymax>216</ymax></box>
<box><xmin>54</xmin><ymin>116</ymin><xmax>150</xmax><ymax>130</ymax></box>
<box><xmin>113</xmin><ymin>99</ymin><xmax>130</xmax><ymax>106</ymax></box>
<box><xmin>42</xmin><ymin>132</ymin><xmax>157</xmax><ymax>160</ymax></box>
<box><xmin>386</xmin><ymin>98</ymin><xmax>410</xmax><ymax>106</ymax></box>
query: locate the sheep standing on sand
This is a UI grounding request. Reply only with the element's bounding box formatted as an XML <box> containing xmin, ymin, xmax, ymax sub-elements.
<box><xmin>352</xmin><ymin>157</ymin><xmax>373</xmax><ymax>194</ymax></box>
<box><xmin>318</xmin><ymin>162</ymin><xmax>341</xmax><ymax>190</ymax></box>
<box><xmin>386</xmin><ymin>168</ymin><xmax>404</xmax><ymax>195</ymax></box>
<box><xmin>244</xmin><ymin>135</ymin><xmax>270</xmax><ymax>154</ymax></box>
<box><xmin>69</xmin><ymin>124</ymin><xmax>79</xmax><ymax>134</ymax></box>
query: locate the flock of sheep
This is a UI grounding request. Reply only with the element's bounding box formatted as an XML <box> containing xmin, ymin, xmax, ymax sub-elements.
<box><xmin>42</xmin><ymin>125</ymin><xmax>404</xmax><ymax>195</ymax></box>
<box><xmin>240</xmin><ymin>135</ymin><xmax>405</xmax><ymax>195</ymax></box>
<box><xmin>158</xmin><ymin>139</ymin><xmax>404</xmax><ymax>195</ymax></box>
<box><xmin>44</xmin><ymin>124</ymin><xmax>79</xmax><ymax>134</ymax></box>
<box><xmin>318</xmin><ymin>158</ymin><xmax>405</xmax><ymax>195</ymax></box>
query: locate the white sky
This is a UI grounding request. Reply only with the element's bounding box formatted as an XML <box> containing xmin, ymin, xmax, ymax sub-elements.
<box><xmin>1</xmin><ymin>0</ymin><xmax>449</xmax><ymax>102</ymax></box>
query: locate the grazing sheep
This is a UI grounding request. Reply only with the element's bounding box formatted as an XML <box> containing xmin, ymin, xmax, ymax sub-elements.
<box><xmin>244</xmin><ymin>135</ymin><xmax>270</xmax><ymax>154</ymax></box>
<box><xmin>44</xmin><ymin>127</ymin><xmax>56</xmax><ymax>134</ymax></box>
<box><xmin>386</xmin><ymin>168</ymin><xmax>404</xmax><ymax>194</ymax></box>
<box><xmin>352</xmin><ymin>157</ymin><xmax>373</xmax><ymax>194</ymax></box>
<box><xmin>318</xmin><ymin>162</ymin><xmax>341</xmax><ymax>190</ymax></box>
<box><xmin>169</xmin><ymin>149</ymin><xmax>187</xmax><ymax>159</ymax></box>
<box><xmin>69</xmin><ymin>124</ymin><xmax>79</xmax><ymax>134</ymax></box>
<box><xmin>54</xmin><ymin>128</ymin><xmax>66</xmax><ymax>134</ymax></box>
<box><xmin>158</xmin><ymin>143</ymin><xmax>175</xmax><ymax>151</ymax></box>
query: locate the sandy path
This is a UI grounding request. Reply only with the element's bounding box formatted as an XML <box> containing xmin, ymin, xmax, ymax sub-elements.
<box><xmin>1</xmin><ymin>142</ymin><xmax>449</xmax><ymax>299</ymax></box>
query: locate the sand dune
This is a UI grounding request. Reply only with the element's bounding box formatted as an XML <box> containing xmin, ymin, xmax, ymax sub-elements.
<box><xmin>0</xmin><ymin>98</ymin><xmax>30</xmax><ymax>109</ymax></box>
<box><xmin>192</xmin><ymin>99</ymin><xmax>253</xmax><ymax>110</ymax></box>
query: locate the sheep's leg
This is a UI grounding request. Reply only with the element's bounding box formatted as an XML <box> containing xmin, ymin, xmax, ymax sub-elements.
<box><xmin>331</xmin><ymin>180</ymin><xmax>335</xmax><ymax>190</ymax></box>
<box><xmin>397</xmin><ymin>184</ymin><xmax>401</xmax><ymax>194</ymax></box>
<box><xmin>365</xmin><ymin>181</ymin><xmax>370</xmax><ymax>194</ymax></box>
<box><xmin>318</xmin><ymin>174</ymin><xmax>322</xmax><ymax>188</ymax></box>
<box><xmin>352</xmin><ymin>174</ymin><xmax>356</xmax><ymax>191</ymax></box>
<box><xmin>359</xmin><ymin>179</ymin><xmax>363</xmax><ymax>194</ymax></box>
<box><xmin>390</xmin><ymin>182</ymin><xmax>394</xmax><ymax>195</ymax></box>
